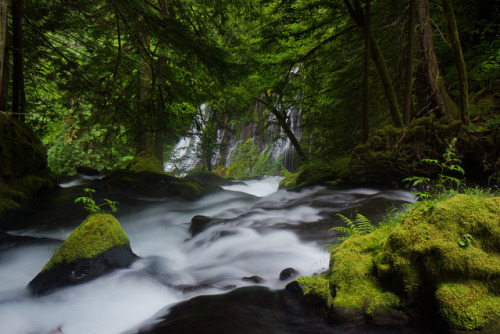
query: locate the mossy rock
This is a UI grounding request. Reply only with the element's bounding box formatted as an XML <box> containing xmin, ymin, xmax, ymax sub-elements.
<box><xmin>329</xmin><ymin>232</ymin><xmax>400</xmax><ymax>319</ymax></box>
<box><xmin>127</xmin><ymin>151</ymin><xmax>164</xmax><ymax>174</ymax></box>
<box><xmin>0</xmin><ymin>114</ymin><xmax>57</xmax><ymax>227</ymax></box>
<box><xmin>280</xmin><ymin>158</ymin><xmax>350</xmax><ymax>191</ymax></box>
<box><xmin>28</xmin><ymin>213</ymin><xmax>137</xmax><ymax>295</ymax></box>
<box><xmin>436</xmin><ymin>280</ymin><xmax>500</xmax><ymax>330</ymax></box>
<box><xmin>379</xmin><ymin>195</ymin><xmax>500</xmax><ymax>298</ymax></box>
<box><xmin>348</xmin><ymin>117</ymin><xmax>482</xmax><ymax>185</ymax></box>
<box><xmin>294</xmin><ymin>194</ymin><xmax>500</xmax><ymax>330</ymax></box>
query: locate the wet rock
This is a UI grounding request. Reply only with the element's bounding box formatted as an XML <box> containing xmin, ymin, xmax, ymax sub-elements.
<box><xmin>242</xmin><ymin>275</ymin><xmax>265</xmax><ymax>284</ymax></box>
<box><xmin>182</xmin><ymin>283</ymin><xmax>215</xmax><ymax>294</ymax></box>
<box><xmin>371</xmin><ymin>310</ymin><xmax>411</xmax><ymax>327</ymax></box>
<box><xmin>189</xmin><ymin>215</ymin><xmax>214</xmax><ymax>237</ymax></box>
<box><xmin>27</xmin><ymin>213</ymin><xmax>138</xmax><ymax>295</ymax></box>
<box><xmin>283</xmin><ymin>280</ymin><xmax>331</xmax><ymax>321</ymax></box>
<box><xmin>330</xmin><ymin>306</ymin><xmax>366</xmax><ymax>327</ymax></box>
<box><xmin>76</xmin><ymin>166</ymin><xmax>100</xmax><ymax>176</ymax></box>
<box><xmin>279</xmin><ymin>267</ymin><xmax>299</xmax><ymax>281</ymax></box>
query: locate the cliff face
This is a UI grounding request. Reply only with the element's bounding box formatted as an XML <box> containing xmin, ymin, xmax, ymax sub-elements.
<box><xmin>0</xmin><ymin>113</ymin><xmax>56</xmax><ymax>229</ymax></box>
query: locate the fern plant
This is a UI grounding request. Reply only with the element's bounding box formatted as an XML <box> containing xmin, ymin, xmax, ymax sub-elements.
<box><xmin>329</xmin><ymin>213</ymin><xmax>376</xmax><ymax>249</ymax></box>
<box><xmin>75</xmin><ymin>188</ymin><xmax>119</xmax><ymax>214</ymax></box>
<box><xmin>404</xmin><ymin>137</ymin><xmax>465</xmax><ymax>192</ymax></box>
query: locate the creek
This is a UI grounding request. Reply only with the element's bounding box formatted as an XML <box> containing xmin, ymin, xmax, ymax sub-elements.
<box><xmin>0</xmin><ymin>176</ymin><xmax>420</xmax><ymax>334</ymax></box>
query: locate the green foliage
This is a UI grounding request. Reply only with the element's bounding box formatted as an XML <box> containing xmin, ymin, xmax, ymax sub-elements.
<box><xmin>74</xmin><ymin>188</ymin><xmax>118</xmax><ymax>214</ymax></box>
<box><xmin>329</xmin><ymin>213</ymin><xmax>376</xmax><ymax>250</ymax></box>
<box><xmin>404</xmin><ymin>137</ymin><xmax>465</xmax><ymax>192</ymax></box>
<box><xmin>226</xmin><ymin>139</ymin><xmax>281</xmax><ymax>178</ymax></box>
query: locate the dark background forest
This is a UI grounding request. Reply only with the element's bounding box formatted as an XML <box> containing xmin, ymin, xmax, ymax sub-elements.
<box><xmin>0</xmin><ymin>0</ymin><xmax>499</xmax><ymax>181</ymax></box>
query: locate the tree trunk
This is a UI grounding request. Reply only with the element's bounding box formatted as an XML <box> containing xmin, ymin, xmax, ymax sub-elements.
<box><xmin>403</xmin><ymin>0</ymin><xmax>416</xmax><ymax>126</ymax></box>
<box><xmin>12</xmin><ymin>0</ymin><xmax>25</xmax><ymax>122</ymax></box>
<box><xmin>415</xmin><ymin>0</ymin><xmax>458</xmax><ymax>120</ymax></box>
<box><xmin>362</xmin><ymin>0</ymin><xmax>370</xmax><ymax>142</ymax></box>
<box><xmin>270</xmin><ymin>105</ymin><xmax>307</xmax><ymax>163</ymax></box>
<box><xmin>0</xmin><ymin>0</ymin><xmax>8</xmax><ymax>111</ymax></box>
<box><xmin>441</xmin><ymin>0</ymin><xmax>469</xmax><ymax>128</ymax></box>
<box><xmin>344</xmin><ymin>0</ymin><xmax>404</xmax><ymax>128</ymax></box>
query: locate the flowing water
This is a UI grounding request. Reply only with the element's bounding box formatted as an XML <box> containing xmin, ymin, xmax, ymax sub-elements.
<box><xmin>0</xmin><ymin>177</ymin><xmax>417</xmax><ymax>334</ymax></box>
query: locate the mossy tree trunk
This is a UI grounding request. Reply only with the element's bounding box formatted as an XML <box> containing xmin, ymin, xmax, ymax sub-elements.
<box><xmin>261</xmin><ymin>91</ymin><xmax>308</xmax><ymax>163</ymax></box>
<box><xmin>12</xmin><ymin>0</ymin><xmax>25</xmax><ymax>122</ymax></box>
<box><xmin>403</xmin><ymin>0</ymin><xmax>416</xmax><ymax>126</ymax></box>
<box><xmin>0</xmin><ymin>0</ymin><xmax>8</xmax><ymax>112</ymax></box>
<box><xmin>344</xmin><ymin>0</ymin><xmax>404</xmax><ymax>128</ymax></box>
<box><xmin>362</xmin><ymin>0</ymin><xmax>371</xmax><ymax>142</ymax></box>
<box><xmin>415</xmin><ymin>0</ymin><xmax>458</xmax><ymax>120</ymax></box>
<box><xmin>441</xmin><ymin>0</ymin><xmax>469</xmax><ymax>128</ymax></box>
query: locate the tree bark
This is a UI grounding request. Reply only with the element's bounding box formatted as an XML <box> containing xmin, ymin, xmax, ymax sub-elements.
<box><xmin>403</xmin><ymin>0</ymin><xmax>416</xmax><ymax>126</ymax></box>
<box><xmin>344</xmin><ymin>0</ymin><xmax>404</xmax><ymax>128</ymax></box>
<box><xmin>441</xmin><ymin>0</ymin><xmax>469</xmax><ymax>128</ymax></box>
<box><xmin>0</xmin><ymin>0</ymin><xmax>8</xmax><ymax>111</ymax></box>
<box><xmin>362</xmin><ymin>0</ymin><xmax>371</xmax><ymax>142</ymax></box>
<box><xmin>415</xmin><ymin>0</ymin><xmax>458</xmax><ymax>120</ymax></box>
<box><xmin>12</xmin><ymin>0</ymin><xmax>25</xmax><ymax>122</ymax></box>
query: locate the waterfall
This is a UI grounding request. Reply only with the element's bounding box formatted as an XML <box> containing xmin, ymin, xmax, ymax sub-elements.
<box><xmin>164</xmin><ymin>102</ymin><xmax>303</xmax><ymax>175</ymax></box>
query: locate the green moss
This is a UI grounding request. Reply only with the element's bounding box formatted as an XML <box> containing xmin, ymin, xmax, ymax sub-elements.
<box><xmin>379</xmin><ymin>195</ymin><xmax>500</xmax><ymax>298</ymax></box>
<box><xmin>295</xmin><ymin>275</ymin><xmax>334</xmax><ymax>306</ymax></box>
<box><xmin>280</xmin><ymin>157</ymin><xmax>350</xmax><ymax>190</ymax></box>
<box><xmin>42</xmin><ymin>213</ymin><xmax>130</xmax><ymax>272</ymax></box>
<box><xmin>127</xmin><ymin>151</ymin><xmax>164</xmax><ymax>174</ymax></box>
<box><xmin>329</xmin><ymin>233</ymin><xmax>400</xmax><ymax>315</ymax></box>
<box><xmin>436</xmin><ymin>281</ymin><xmax>500</xmax><ymax>330</ymax></box>
<box><xmin>296</xmin><ymin>194</ymin><xmax>499</xmax><ymax>329</ymax></box>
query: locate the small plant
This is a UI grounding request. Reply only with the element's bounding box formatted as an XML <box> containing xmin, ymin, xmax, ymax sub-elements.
<box><xmin>329</xmin><ymin>213</ymin><xmax>376</xmax><ymax>249</ymax></box>
<box><xmin>457</xmin><ymin>233</ymin><xmax>473</xmax><ymax>249</ymax></box>
<box><xmin>404</xmin><ymin>138</ymin><xmax>465</xmax><ymax>192</ymax></box>
<box><xmin>74</xmin><ymin>188</ymin><xmax>118</xmax><ymax>214</ymax></box>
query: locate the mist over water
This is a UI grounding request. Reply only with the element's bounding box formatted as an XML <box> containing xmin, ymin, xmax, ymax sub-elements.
<box><xmin>0</xmin><ymin>177</ymin><xmax>415</xmax><ymax>334</ymax></box>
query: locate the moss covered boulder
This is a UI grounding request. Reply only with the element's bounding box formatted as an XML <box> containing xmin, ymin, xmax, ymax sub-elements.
<box><xmin>0</xmin><ymin>113</ymin><xmax>57</xmax><ymax>227</ymax></box>
<box><xmin>287</xmin><ymin>194</ymin><xmax>500</xmax><ymax>331</ymax></box>
<box><xmin>28</xmin><ymin>213</ymin><xmax>138</xmax><ymax>295</ymax></box>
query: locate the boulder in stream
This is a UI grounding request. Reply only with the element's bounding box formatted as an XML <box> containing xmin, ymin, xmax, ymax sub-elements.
<box><xmin>28</xmin><ymin>213</ymin><xmax>138</xmax><ymax>295</ymax></box>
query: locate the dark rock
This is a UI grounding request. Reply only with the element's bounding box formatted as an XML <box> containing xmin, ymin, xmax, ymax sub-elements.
<box><xmin>242</xmin><ymin>275</ymin><xmax>265</xmax><ymax>284</ymax></box>
<box><xmin>279</xmin><ymin>267</ymin><xmax>299</xmax><ymax>281</ymax></box>
<box><xmin>283</xmin><ymin>280</ymin><xmax>331</xmax><ymax>321</ymax></box>
<box><xmin>182</xmin><ymin>283</ymin><xmax>215</xmax><ymax>294</ymax></box>
<box><xmin>189</xmin><ymin>215</ymin><xmax>214</xmax><ymax>237</ymax></box>
<box><xmin>330</xmin><ymin>306</ymin><xmax>366</xmax><ymax>327</ymax></box>
<box><xmin>28</xmin><ymin>245</ymin><xmax>138</xmax><ymax>295</ymax></box>
<box><xmin>76</xmin><ymin>166</ymin><xmax>100</xmax><ymax>176</ymax></box>
<box><xmin>371</xmin><ymin>310</ymin><xmax>411</xmax><ymax>327</ymax></box>
<box><xmin>222</xmin><ymin>285</ymin><xmax>237</xmax><ymax>290</ymax></box>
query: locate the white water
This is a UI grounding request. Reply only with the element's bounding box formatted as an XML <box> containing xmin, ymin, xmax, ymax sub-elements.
<box><xmin>0</xmin><ymin>177</ymin><xmax>416</xmax><ymax>334</ymax></box>
<box><xmin>0</xmin><ymin>177</ymin><xmax>330</xmax><ymax>334</ymax></box>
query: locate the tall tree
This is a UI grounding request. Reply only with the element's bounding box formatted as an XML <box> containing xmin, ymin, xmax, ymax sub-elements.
<box><xmin>0</xmin><ymin>0</ymin><xmax>8</xmax><ymax>111</ymax></box>
<box><xmin>343</xmin><ymin>0</ymin><xmax>404</xmax><ymax>127</ymax></box>
<box><xmin>441</xmin><ymin>0</ymin><xmax>469</xmax><ymax>127</ymax></box>
<box><xmin>362</xmin><ymin>0</ymin><xmax>371</xmax><ymax>142</ymax></box>
<box><xmin>12</xmin><ymin>0</ymin><xmax>25</xmax><ymax>122</ymax></box>
<box><xmin>415</xmin><ymin>0</ymin><xmax>458</xmax><ymax>119</ymax></box>
<box><xmin>403</xmin><ymin>0</ymin><xmax>416</xmax><ymax>126</ymax></box>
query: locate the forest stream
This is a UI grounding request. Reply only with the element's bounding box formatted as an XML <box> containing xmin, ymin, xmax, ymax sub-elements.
<box><xmin>0</xmin><ymin>177</ymin><xmax>426</xmax><ymax>334</ymax></box>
